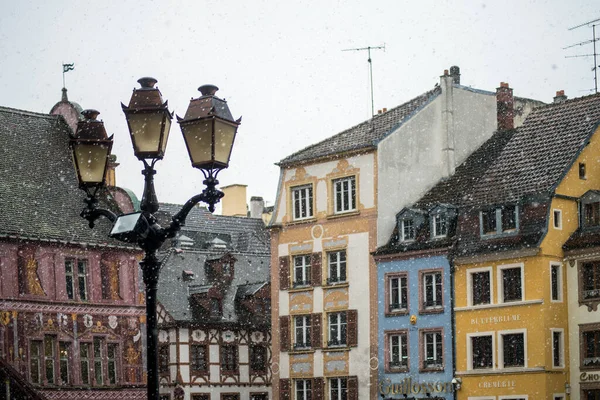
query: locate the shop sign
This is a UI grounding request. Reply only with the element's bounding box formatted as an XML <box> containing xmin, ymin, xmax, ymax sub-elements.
<box><xmin>379</xmin><ymin>378</ymin><xmax>453</xmax><ymax>397</ymax></box>
<box><xmin>581</xmin><ymin>371</ymin><xmax>600</xmax><ymax>382</ymax></box>
<box><xmin>478</xmin><ymin>380</ymin><xmax>516</xmax><ymax>388</ymax></box>
<box><xmin>470</xmin><ymin>314</ymin><xmax>520</xmax><ymax>325</ymax></box>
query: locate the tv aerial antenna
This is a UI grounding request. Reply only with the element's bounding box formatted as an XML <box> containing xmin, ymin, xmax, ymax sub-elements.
<box><xmin>564</xmin><ymin>18</ymin><xmax>600</xmax><ymax>93</ymax></box>
<box><xmin>343</xmin><ymin>44</ymin><xmax>386</xmax><ymax>117</ymax></box>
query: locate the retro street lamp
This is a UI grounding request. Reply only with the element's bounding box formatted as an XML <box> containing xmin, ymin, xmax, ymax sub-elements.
<box><xmin>68</xmin><ymin>78</ymin><xmax>240</xmax><ymax>400</ymax></box>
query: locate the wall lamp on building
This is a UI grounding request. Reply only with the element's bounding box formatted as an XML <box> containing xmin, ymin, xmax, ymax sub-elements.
<box><xmin>451</xmin><ymin>377</ymin><xmax>462</xmax><ymax>391</ymax></box>
<box><xmin>565</xmin><ymin>383</ymin><xmax>571</xmax><ymax>395</ymax></box>
<box><xmin>68</xmin><ymin>78</ymin><xmax>240</xmax><ymax>400</ymax></box>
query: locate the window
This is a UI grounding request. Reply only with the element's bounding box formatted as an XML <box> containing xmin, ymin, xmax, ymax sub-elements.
<box><xmin>328</xmin><ymin>312</ymin><xmax>347</xmax><ymax>347</ymax></box>
<box><xmin>401</xmin><ymin>219</ymin><xmax>415</xmax><ymax>241</ymax></box>
<box><xmin>551</xmin><ymin>263</ymin><xmax>563</xmax><ymax>302</ymax></box>
<box><xmin>250</xmin><ymin>345</ymin><xmax>267</xmax><ymax>373</ymax></box>
<box><xmin>30</xmin><ymin>340</ymin><xmax>42</xmax><ymax>384</ymax></box>
<box><xmin>327</xmin><ymin>250</ymin><xmax>346</xmax><ymax>284</ymax></box>
<box><xmin>552</xmin><ymin>329</ymin><xmax>564</xmax><ymax>368</ymax></box>
<box><xmin>80</xmin><ymin>342</ymin><xmax>90</xmax><ymax>384</ymax></box>
<box><xmin>581</xmin><ymin>324</ymin><xmax>600</xmax><ymax>369</ymax></box>
<box><xmin>500</xmin><ymin>331</ymin><xmax>525</xmax><ymax>368</ymax></box>
<box><xmin>158</xmin><ymin>344</ymin><xmax>169</xmax><ymax>375</ymax></box>
<box><xmin>65</xmin><ymin>258</ymin><xmax>88</xmax><ymax>301</ymax></box>
<box><xmin>584</xmin><ymin>202</ymin><xmax>600</xmax><ymax>227</ymax></box>
<box><xmin>583</xmin><ymin>389</ymin><xmax>600</xmax><ymax>399</ymax></box>
<box><xmin>79</xmin><ymin>338</ymin><xmax>117</xmax><ymax>386</ymax></box>
<box><xmin>59</xmin><ymin>342</ymin><xmax>70</xmax><ymax>384</ymax></box>
<box><xmin>94</xmin><ymin>338</ymin><xmax>104</xmax><ymax>384</ymax></box>
<box><xmin>469</xmin><ymin>268</ymin><xmax>492</xmax><ymax>306</ymax></box>
<box><xmin>222</xmin><ymin>395</ymin><xmax>240</xmax><ymax>400</ymax></box>
<box><xmin>422</xmin><ymin>271</ymin><xmax>443</xmax><ymax>310</ymax></box>
<box><xmin>221</xmin><ymin>345</ymin><xmax>237</xmax><ymax>372</ymax></box>
<box><xmin>553</xmin><ymin>209</ymin><xmax>562</xmax><ymax>229</ymax></box>
<box><xmin>432</xmin><ymin>213</ymin><xmax>447</xmax><ymax>237</ymax></box>
<box><xmin>190</xmin><ymin>344</ymin><xmax>208</xmax><ymax>372</ymax></box>
<box><xmin>580</xmin><ymin>162</ymin><xmax>587</xmax><ymax>179</ymax></box>
<box><xmin>292</xmin><ymin>185</ymin><xmax>313</xmax><ymax>220</ymax></box>
<box><xmin>480</xmin><ymin>205</ymin><xmax>518</xmax><ymax>236</ymax></box>
<box><xmin>293</xmin><ymin>255</ymin><xmax>311</xmax><ymax>287</ymax></box>
<box><xmin>470</xmin><ymin>334</ymin><xmax>493</xmax><ymax>369</ymax></box>
<box><xmin>499</xmin><ymin>264</ymin><xmax>523</xmax><ymax>303</ymax></box>
<box><xmin>210</xmin><ymin>298</ymin><xmax>222</xmax><ymax>318</ymax></box>
<box><xmin>386</xmin><ymin>331</ymin><xmax>408</xmax><ymax>371</ymax></box>
<box><xmin>387</xmin><ymin>273</ymin><xmax>408</xmax><ymax>314</ymax></box>
<box><xmin>422</xmin><ymin>330</ymin><xmax>443</xmax><ymax>370</ymax></box>
<box><xmin>295</xmin><ymin>379</ymin><xmax>312</xmax><ymax>400</ymax></box>
<box><xmin>294</xmin><ymin>315</ymin><xmax>311</xmax><ymax>349</ymax></box>
<box><xmin>107</xmin><ymin>343</ymin><xmax>118</xmax><ymax>384</ymax></box>
<box><xmin>333</xmin><ymin>176</ymin><xmax>356</xmax><ymax>214</ymax></box>
<box><xmin>192</xmin><ymin>395</ymin><xmax>210</xmax><ymax>400</ymax></box>
<box><xmin>330</xmin><ymin>377</ymin><xmax>348</xmax><ymax>400</ymax></box>
<box><xmin>250</xmin><ymin>394</ymin><xmax>268</xmax><ymax>400</ymax></box>
<box><xmin>581</xmin><ymin>262</ymin><xmax>600</xmax><ymax>302</ymax></box>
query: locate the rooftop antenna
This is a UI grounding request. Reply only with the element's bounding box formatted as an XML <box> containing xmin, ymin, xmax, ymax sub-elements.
<box><xmin>564</xmin><ymin>18</ymin><xmax>600</xmax><ymax>93</ymax></box>
<box><xmin>343</xmin><ymin>44</ymin><xmax>385</xmax><ymax>117</ymax></box>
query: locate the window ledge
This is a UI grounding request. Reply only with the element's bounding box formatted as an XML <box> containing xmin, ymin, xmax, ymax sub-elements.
<box><xmin>287</xmin><ymin>217</ymin><xmax>317</xmax><ymax>226</ymax></box>
<box><xmin>324</xmin><ymin>282</ymin><xmax>349</xmax><ymax>289</ymax></box>
<box><xmin>455</xmin><ymin>299</ymin><xmax>543</xmax><ymax>311</ymax></box>
<box><xmin>289</xmin><ymin>349</ymin><xmax>315</xmax><ymax>355</ymax></box>
<box><xmin>288</xmin><ymin>286</ymin><xmax>314</xmax><ymax>293</ymax></box>
<box><xmin>327</xmin><ymin>210</ymin><xmax>360</xmax><ymax>220</ymax></box>
<box><xmin>457</xmin><ymin>366</ymin><xmax>544</xmax><ymax>376</ymax></box>
<box><xmin>419</xmin><ymin>367</ymin><xmax>444</xmax><ymax>373</ymax></box>
<box><xmin>324</xmin><ymin>346</ymin><xmax>349</xmax><ymax>353</ymax></box>
<box><xmin>419</xmin><ymin>307</ymin><xmax>444</xmax><ymax>315</ymax></box>
<box><xmin>385</xmin><ymin>310</ymin><xmax>409</xmax><ymax>317</ymax></box>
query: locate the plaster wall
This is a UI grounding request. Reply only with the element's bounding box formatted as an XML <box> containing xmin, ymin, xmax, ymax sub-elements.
<box><xmin>376</xmin><ymin>86</ymin><xmax>498</xmax><ymax>246</ymax></box>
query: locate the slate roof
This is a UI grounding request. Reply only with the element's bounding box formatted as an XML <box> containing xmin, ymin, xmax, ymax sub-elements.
<box><xmin>157</xmin><ymin>205</ymin><xmax>270</xmax><ymax>326</ymax></box>
<box><xmin>468</xmin><ymin>93</ymin><xmax>600</xmax><ymax>205</ymax></box>
<box><xmin>0</xmin><ymin>106</ymin><xmax>129</xmax><ymax>247</ymax></box>
<box><xmin>277</xmin><ymin>87</ymin><xmax>441</xmax><ymax>166</ymax></box>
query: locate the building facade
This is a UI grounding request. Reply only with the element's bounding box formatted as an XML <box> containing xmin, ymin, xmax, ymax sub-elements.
<box><xmin>269</xmin><ymin>67</ymin><xmax>542</xmax><ymax>399</ymax></box>
<box><xmin>0</xmin><ymin>97</ymin><xmax>146</xmax><ymax>399</ymax></box>
<box><xmin>156</xmin><ymin>204</ymin><xmax>272</xmax><ymax>400</ymax></box>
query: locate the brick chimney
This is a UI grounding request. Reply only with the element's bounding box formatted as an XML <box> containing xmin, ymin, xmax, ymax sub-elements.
<box><xmin>449</xmin><ymin>66</ymin><xmax>460</xmax><ymax>85</ymax></box>
<box><xmin>250</xmin><ymin>196</ymin><xmax>265</xmax><ymax>219</ymax></box>
<box><xmin>553</xmin><ymin>90</ymin><xmax>567</xmax><ymax>104</ymax></box>
<box><xmin>496</xmin><ymin>82</ymin><xmax>514</xmax><ymax>131</ymax></box>
<box><xmin>221</xmin><ymin>184</ymin><xmax>247</xmax><ymax>217</ymax></box>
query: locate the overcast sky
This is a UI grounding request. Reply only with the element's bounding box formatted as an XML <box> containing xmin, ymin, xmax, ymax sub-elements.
<box><xmin>1</xmin><ymin>0</ymin><xmax>599</xmax><ymax>210</ymax></box>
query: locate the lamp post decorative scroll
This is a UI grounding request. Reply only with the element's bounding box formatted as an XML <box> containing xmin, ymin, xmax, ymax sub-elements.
<box><xmin>68</xmin><ymin>78</ymin><xmax>240</xmax><ymax>400</ymax></box>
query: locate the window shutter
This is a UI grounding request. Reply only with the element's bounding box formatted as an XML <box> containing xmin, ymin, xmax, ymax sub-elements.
<box><xmin>279</xmin><ymin>256</ymin><xmax>290</xmax><ymax>290</ymax></box>
<box><xmin>347</xmin><ymin>376</ymin><xmax>359</xmax><ymax>400</ymax></box>
<box><xmin>280</xmin><ymin>378</ymin><xmax>291</xmax><ymax>400</ymax></box>
<box><xmin>311</xmin><ymin>313</ymin><xmax>322</xmax><ymax>349</ymax></box>
<box><xmin>313</xmin><ymin>377</ymin><xmax>325</xmax><ymax>400</ymax></box>
<box><xmin>311</xmin><ymin>252</ymin><xmax>322</xmax><ymax>286</ymax></box>
<box><xmin>280</xmin><ymin>316</ymin><xmax>291</xmax><ymax>352</ymax></box>
<box><xmin>347</xmin><ymin>310</ymin><xmax>358</xmax><ymax>347</ymax></box>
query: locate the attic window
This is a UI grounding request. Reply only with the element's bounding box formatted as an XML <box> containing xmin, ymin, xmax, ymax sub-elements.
<box><xmin>580</xmin><ymin>163</ymin><xmax>587</xmax><ymax>180</ymax></box>
<box><xmin>182</xmin><ymin>270</ymin><xmax>195</xmax><ymax>282</ymax></box>
<box><xmin>480</xmin><ymin>205</ymin><xmax>518</xmax><ymax>237</ymax></box>
<box><xmin>432</xmin><ymin>213</ymin><xmax>448</xmax><ymax>238</ymax></box>
<box><xmin>401</xmin><ymin>219</ymin><xmax>415</xmax><ymax>241</ymax></box>
<box><xmin>584</xmin><ymin>202</ymin><xmax>600</xmax><ymax>227</ymax></box>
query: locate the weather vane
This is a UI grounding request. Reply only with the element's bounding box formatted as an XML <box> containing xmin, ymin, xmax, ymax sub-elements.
<box><xmin>62</xmin><ymin>63</ymin><xmax>75</xmax><ymax>88</ymax></box>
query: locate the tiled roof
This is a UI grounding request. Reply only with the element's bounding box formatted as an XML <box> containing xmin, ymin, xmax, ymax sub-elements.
<box><xmin>0</xmin><ymin>106</ymin><xmax>128</xmax><ymax>247</ymax></box>
<box><xmin>468</xmin><ymin>93</ymin><xmax>600</xmax><ymax>205</ymax></box>
<box><xmin>277</xmin><ymin>87</ymin><xmax>441</xmax><ymax>166</ymax></box>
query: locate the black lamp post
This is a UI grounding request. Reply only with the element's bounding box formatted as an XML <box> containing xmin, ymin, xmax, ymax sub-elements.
<box><xmin>69</xmin><ymin>78</ymin><xmax>240</xmax><ymax>400</ymax></box>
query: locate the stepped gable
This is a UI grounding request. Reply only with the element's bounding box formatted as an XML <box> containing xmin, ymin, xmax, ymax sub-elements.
<box><xmin>468</xmin><ymin>93</ymin><xmax>600</xmax><ymax>205</ymax></box>
<box><xmin>277</xmin><ymin>87</ymin><xmax>441</xmax><ymax>167</ymax></box>
<box><xmin>0</xmin><ymin>106</ymin><xmax>127</xmax><ymax>247</ymax></box>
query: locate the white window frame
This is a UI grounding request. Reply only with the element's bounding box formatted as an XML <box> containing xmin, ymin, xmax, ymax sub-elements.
<box><xmin>333</xmin><ymin>176</ymin><xmax>356</xmax><ymax>214</ymax></box>
<box><xmin>497</xmin><ymin>263</ymin><xmax>524</xmax><ymax>303</ymax></box>
<box><xmin>295</xmin><ymin>379</ymin><xmax>312</xmax><ymax>400</ymax></box>
<box><xmin>550</xmin><ymin>262</ymin><xmax>563</xmax><ymax>302</ymax></box>
<box><xmin>467</xmin><ymin>331</ymin><xmax>495</xmax><ymax>371</ymax></box>
<box><xmin>291</xmin><ymin>184</ymin><xmax>313</xmax><ymax>220</ymax></box>
<box><xmin>467</xmin><ymin>267</ymin><xmax>494</xmax><ymax>307</ymax></box>
<box><xmin>327</xmin><ymin>250</ymin><xmax>346</xmax><ymax>284</ymax></box>
<box><xmin>432</xmin><ymin>213</ymin><xmax>448</xmax><ymax>238</ymax></box>
<box><xmin>388</xmin><ymin>331</ymin><xmax>408</xmax><ymax>369</ymax></box>
<box><xmin>553</xmin><ymin>209</ymin><xmax>562</xmax><ymax>230</ymax></box>
<box><xmin>422</xmin><ymin>330</ymin><xmax>443</xmax><ymax>368</ymax></box>
<box><xmin>329</xmin><ymin>377</ymin><xmax>348</xmax><ymax>400</ymax></box>
<box><xmin>422</xmin><ymin>271</ymin><xmax>443</xmax><ymax>309</ymax></box>
<box><xmin>293</xmin><ymin>255</ymin><xmax>311</xmax><ymax>287</ymax></box>
<box><xmin>497</xmin><ymin>329</ymin><xmax>527</xmax><ymax>369</ymax></box>
<box><xmin>388</xmin><ymin>274</ymin><xmax>408</xmax><ymax>312</ymax></box>
<box><xmin>401</xmin><ymin>218</ymin><xmax>415</xmax><ymax>242</ymax></box>
<box><xmin>328</xmin><ymin>312</ymin><xmax>347</xmax><ymax>347</ymax></box>
<box><xmin>294</xmin><ymin>315</ymin><xmax>311</xmax><ymax>349</ymax></box>
<box><xmin>550</xmin><ymin>328</ymin><xmax>565</xmax><ymax>369</ymax></box>
<box><xmin>65</xmin><ymin>258</ymin><xmax>88</xmax><ymax>301</ymax></box>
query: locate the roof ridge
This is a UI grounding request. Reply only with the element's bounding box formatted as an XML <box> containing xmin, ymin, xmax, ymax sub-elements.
<box><xmin>0</xmin><ymin>106</ymin><xmax>59</xmax><ymax>119</ymax></box>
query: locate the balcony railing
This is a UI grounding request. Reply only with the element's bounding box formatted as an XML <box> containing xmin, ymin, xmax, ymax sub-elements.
<box><xmin>583</xmin><ymin>288</ymin><xmax>600</xmax><ymax>299</ymax></box>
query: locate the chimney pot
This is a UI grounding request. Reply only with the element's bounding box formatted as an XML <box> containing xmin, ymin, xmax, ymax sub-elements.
<box><xmin>444</xmin><ymin>69</ymin><xmax>449</xmax><ymax>76</ymax></box>
<box><xmin>449</xmin><ymin>66</ymin><xmax>460</xmax><ymax>85</ymax></box>
<box><xmin>553</xmin><ymin>90</ymin><xmax>568</xmax><ymax>104</ymax></box>
<box><xmin>382</xmin><ymin>107</ymin><xmax>387</xmax><ymax>113</ymax></box>
<box><xmin>496</xmin><ymin>83</ymin><xmax>514</xmax><ymax>131</ymax></box>
<box><xmin>377</xmin><ymin>110</ymin><xmax>382</xmax><ymax>114</ymax></box>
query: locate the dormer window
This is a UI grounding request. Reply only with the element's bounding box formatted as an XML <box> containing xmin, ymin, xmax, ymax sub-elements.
<box><xmin>580</xmin><ymin>191</ymin><xmax>600</xmax><ymax>229</ymax></box>
<box><xmin>432</xmin><ymin>213</ymin><xmax>448</xmax><ymax>238</ymax></box>
<box><xmin>585</xmin><ymin>202</ymin><xmax>600</xmax><ymax>227</ymax></box>
<box><xmin>480</xmin><ymin>205</ymin><xmax>518</xmax><ymax>236</ymax></box>
<box><xmin>401</xmin><ymin>219</ymin><xmax>415</xmax><ymax>241</ymax></box>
